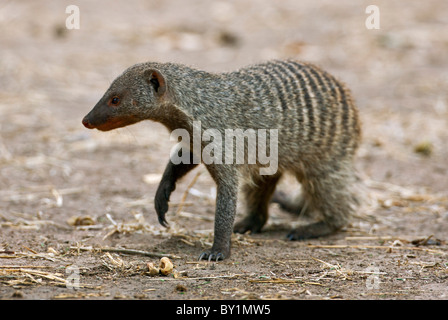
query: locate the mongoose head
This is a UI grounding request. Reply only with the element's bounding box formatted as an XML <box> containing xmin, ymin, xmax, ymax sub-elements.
<box><xmin>82</xmin><ymin>64</ymin><xmax>168</xmax><ymax>131</ymax></box>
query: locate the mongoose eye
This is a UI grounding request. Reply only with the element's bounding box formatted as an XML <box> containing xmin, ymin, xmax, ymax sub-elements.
<box><xmin>109</xmin><ymin>96</ymin><xmax>121</xmax><ymax>106</ymax></box>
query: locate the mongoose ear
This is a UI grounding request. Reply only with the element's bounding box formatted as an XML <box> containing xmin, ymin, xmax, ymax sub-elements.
<box><xmin>145</xmin><ymin>69</ymin><xmax>167</xmax><ymax>97</ymax></box>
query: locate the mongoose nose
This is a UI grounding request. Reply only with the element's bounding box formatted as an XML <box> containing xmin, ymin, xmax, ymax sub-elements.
<box><xmin>82</xmin><ymin>117</ymin><xmax>94</xmax><ymax>129</ymax></box>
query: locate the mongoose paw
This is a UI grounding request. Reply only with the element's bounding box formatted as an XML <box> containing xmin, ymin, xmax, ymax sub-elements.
<box><xmin>287</xmin><ymin>231</ymin><xmax>308</xmax><ymax>241</ymax></box>
<box><xmin>154</xmin><ymin>181</ymin><xmax>175</xmax><ymax>228</ymax></box>
<box><xmin>233</xmin><ymin>216</ymin><xmax>265</xmax><ymax>234</ymax></box>
<box><xmin>157</xmin><ymin>215</ymin><xmax>169</xmax><ymax>228</ymax></box>
<box><xmin>287</xmin><ymin>221</ymin><xmax>334</xmax><ymax>240</ymax></box>
<box><xmin>198</xmin><ymin>247</ymin><xmax>229</xmax><ymax>262</ymax></box>
<box><xmin>154</xmin><ymin>197</ymin><xmax>169</xmax><ymax>227</ymax></box>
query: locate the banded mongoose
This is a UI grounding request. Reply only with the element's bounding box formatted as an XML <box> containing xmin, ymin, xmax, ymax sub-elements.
<box><xmin>82</xmin><ymin>59</ymin><xmax>362</xmax><ymax>261</ymax></box>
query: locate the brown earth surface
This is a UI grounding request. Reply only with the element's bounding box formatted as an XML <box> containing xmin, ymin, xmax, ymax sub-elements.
<box><xmin>0</xmin><ymin>0</ymin><xmax>447</xmax><ymax>301</ymax></box>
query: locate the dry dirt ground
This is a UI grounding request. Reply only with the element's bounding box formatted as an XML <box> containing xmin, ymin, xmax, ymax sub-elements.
<box><xmin>0</xmin><ymin>0</ymin><xmax>447</xmax><ymax>302</ymax></box>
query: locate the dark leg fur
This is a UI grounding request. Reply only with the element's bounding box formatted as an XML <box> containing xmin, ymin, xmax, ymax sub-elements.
<box><xmin>234</xmin><ymin>173</ymin><xmax>282</xmax><ymax>234</ymax></box>
<box><xmin>287</xmin><ymin>221</ymin><xmax>335</xmax><ymax>240</ymax></box>
<box><xmin>155</xmin><ymin>152</ymin><xmax>198</xmax><ymax>227</ymax></box>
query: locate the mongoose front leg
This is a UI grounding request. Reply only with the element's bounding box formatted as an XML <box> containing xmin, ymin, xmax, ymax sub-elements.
<box><xmin>155</xmin><ymin>153</ymin><xmax>198</xmax><ymax>227</ymax></box>
<box><xmin>198</xmin><ymin>165</ymin><xmax>238</xmax><ymax>261</ymax></box>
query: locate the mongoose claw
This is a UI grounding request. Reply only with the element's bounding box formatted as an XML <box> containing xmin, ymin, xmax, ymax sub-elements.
<box><xmin>158</xmin><ymin>215</ymin><xmax>169</xmax><ymax>228</ymax></box>
<box><xmin>155</xmin><ymin>200</ymin><xmax>169</xmax><ymax>227</ymax></box>
<box><xmin>198</xmin><ymin>250</ymin><xmax>225</xmax><ymax>262</ymax></box>
<box><xmin>287</xmin><ymin>228</ymin><xmax>316</xmax><ymax>241</ymax></box>
<box><xmin>155</xmin><ymin>181</ymin><xmax>174</xmax><ymax>228</ymax></box>
<box><xmin>286</xmin><ymin>232</ymin><xmax>302</xmax><ymax>241</ymax></box>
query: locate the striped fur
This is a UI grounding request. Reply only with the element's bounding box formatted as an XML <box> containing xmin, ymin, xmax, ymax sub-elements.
<box><xmin>225</xmin><ymin>60</ymin><xmax>362</xmax><ymax>237</ymax></box>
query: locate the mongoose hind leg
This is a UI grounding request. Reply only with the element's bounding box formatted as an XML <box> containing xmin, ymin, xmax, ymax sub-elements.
<box><xmin>234</xmin><ymin>173</ymin><xmax>282</xmax><ymax>234</ymax></box>
<box><xmin>271</xmin><ymin>187</ymin><xmax>335</xmax><ymax>239</ymax></box>
<box><xmin>271</xmin><ymin>190</ymin><xmax>306</xmax><ymax>215</ymax></box>
<box><xmin>286</xmin><ymin>163</ymin><xmax>358</xmax><ymax>240</ymax></box>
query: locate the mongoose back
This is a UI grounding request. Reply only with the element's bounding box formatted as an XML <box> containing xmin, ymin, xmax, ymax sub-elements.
<box><xmin>82</xmin><ymin>59</ymin><xmax>362</xmax><ymax>261</ymax></box>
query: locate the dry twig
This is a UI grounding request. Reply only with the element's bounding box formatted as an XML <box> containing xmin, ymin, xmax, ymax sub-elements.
<box><xmin>176</xmin><ymin>170</ymin><xmax>202</xmax><ymax>215</ymax></box>
<box><xmin>307</xmin><ymin>244</ymin><xmax>446</xmax><ymax>255</ymax></box>
<box><xmin>69</xmin><ymin>246</ymin><xmax>181</xmax><ymax>259</ymax></box>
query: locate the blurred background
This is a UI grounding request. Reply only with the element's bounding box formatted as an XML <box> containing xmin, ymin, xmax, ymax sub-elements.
<box><xmin>0</xmin><ymin>0</ymin><xmax>447</xmax><ymax>230</ymax></box>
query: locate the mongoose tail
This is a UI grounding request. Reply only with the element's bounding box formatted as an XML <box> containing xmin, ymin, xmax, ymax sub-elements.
<box><xmin>82</xmin><ymin>60</ymin><xmax>362</xmax><ymax>261</ymax></box>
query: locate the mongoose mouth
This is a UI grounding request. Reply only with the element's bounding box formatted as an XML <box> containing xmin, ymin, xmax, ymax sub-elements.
<box><xmin>82</xmin><ymin>116</ymin><xmax>140</xmax><ymax>131</ymax></box>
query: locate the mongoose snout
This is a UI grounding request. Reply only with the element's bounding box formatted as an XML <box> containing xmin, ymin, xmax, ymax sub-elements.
<box><xmin>82</xmin><ymin>117</ymin><xmax>94</xmax><ymax>129</ymax></box>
